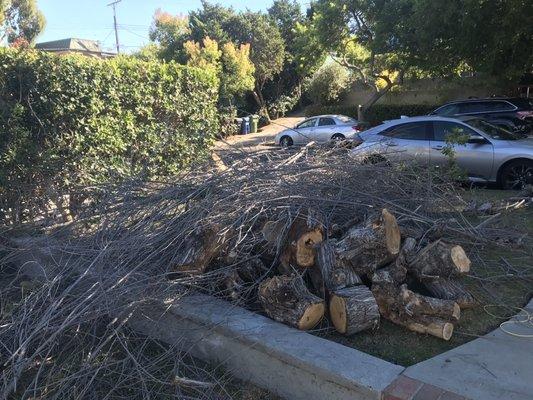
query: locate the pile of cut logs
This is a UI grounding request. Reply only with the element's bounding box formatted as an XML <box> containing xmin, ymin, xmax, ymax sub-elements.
<box><xmin>258</xmin><ymin>208</ymin><xmax>476</xmax><ymax>341</ymax></box>
<box><xmin>173</xmin><ymin>208</ymin><xmax>475</xmax><ymax>341</ymax></box>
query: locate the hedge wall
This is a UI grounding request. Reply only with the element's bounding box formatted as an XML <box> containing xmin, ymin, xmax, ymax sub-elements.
<box><xmin>0</xmin><ymin>49</ymin><xmax>219</xmax><ymax>221</ymax></box>
<box><xmin>305</xmin><ymin>104</ymin><xmax>439</xmax><ymax>126</ymax></box>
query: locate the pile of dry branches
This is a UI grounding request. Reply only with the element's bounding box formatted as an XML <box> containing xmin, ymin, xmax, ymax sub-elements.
<box><xmin>0</xmin><ymin>146</ymin><xmax>528</xmax><ymax>399</ymax></box>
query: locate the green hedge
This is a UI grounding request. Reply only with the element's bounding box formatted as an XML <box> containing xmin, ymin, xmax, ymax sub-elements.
<box><xmin>0</xmin><ymin>49</ymin><xmax>219</xmax><ymax>221</ymax></box>
<box><xmin>305</xmin><ymin>104</ymin><xmax>439</xmax><ymax>126</ymax></box>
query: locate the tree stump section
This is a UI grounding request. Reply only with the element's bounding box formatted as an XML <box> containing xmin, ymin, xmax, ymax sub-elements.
<box><xmin>258</xmin><ymin>275</ymin><xmax>325</xmax><ymax>330</ymax></box>
<box><xmin>316</xmin><ymin>240</ymin><xmax>362</xmax><ymax>293</ymax></box>
<box><xmin>408</xmin><ymin>240</ymin><xmax>471</xmax><ymax>280</ymax></box>
<box><xmin>335</xmin><ymin>209</ymin><xmax>401</xmax><ymax>275</ymax></box>
<box><xmin>423</xmin><ymin>277</ymin><xmax>476</xmax><ymax>309</ymax></box>
<box><xmin>330</xmin><ymin>286</ymin><xmax>380</xmax><ymax>335</ymax></box>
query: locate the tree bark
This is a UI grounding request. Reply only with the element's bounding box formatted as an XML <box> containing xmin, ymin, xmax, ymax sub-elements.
<box><xmin>408</xmin><ymin>240</ymin><xmax>471</xmax><ymax>280</ymax></box>
<box><xmin>423</xmin><ymin>278</ymin><xmax>476</xmax><ymax>309</ymax></box>
<box><xmin>316</xmin><ymin>240</ymin><xmax>362</xmax><ymax>293</ymax></box>
<box><xmin>330</xmin><ymin>285</ymin><xmax>380</xmax><ymax>335</ymax></box>
<box><xmin>399</xmin><ymin>285</ymin><xmax>460</xmax><ymax>322</ymax></box>
<box><xmin>335</xmin><ymin>209</ymin><xmax>401</xmax><ymax>276</ymax></box>
<box><xmin>172</xmin><ymin>225</ymin><xmax>227</xmax><ymax>275</ymax></box>
<box><xmin>258</xmin><ymin>274</ymin><xmax>325</xmax><ymax>330</ymax></box>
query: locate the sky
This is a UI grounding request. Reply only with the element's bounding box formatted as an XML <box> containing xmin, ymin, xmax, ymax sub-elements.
<box><xmin>36</xmin><ymin>0</ymin><xmax>307</xmax><ymax>53</ymax></box>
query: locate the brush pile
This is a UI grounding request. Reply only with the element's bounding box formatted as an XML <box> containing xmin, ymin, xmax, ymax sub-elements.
<box><xmin>0</xmin><ymin>145</ymin><xmax>520</xmax><ymax>398</ymax></box>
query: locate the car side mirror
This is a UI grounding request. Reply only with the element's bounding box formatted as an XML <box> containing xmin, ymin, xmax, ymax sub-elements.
<box><xmin>468</xmin><ymin>135</ymin><xmax>489</xmax><ymax>144</ymax></box>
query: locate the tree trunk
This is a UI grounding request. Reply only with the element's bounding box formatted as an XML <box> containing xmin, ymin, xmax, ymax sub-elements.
<box><xmin>171</xmin><ymin>225</ymin><xmax>227</xmax><ymax>275</ymax></box>
<box><xmin>279</xmin><ymin>209</ymin><xmax>324</xmax><ymax>270</ymax></box>
<box><xmin>316</xmin><ymin>240</ymin><xmax>362</xmax><ymax>292</ymax></box>
<box><xmin>423</xmin><ymin>278</ymin><xmax>476</xmax><ymax>309</ymax></box>
<box><xmin>408</xmin><ymin>240</ymin><xmax>471</xmax><ymax>280</ymax></box>
<box><xmin>258</xmin><ymin>274</ymin><xmax>325</xmax><ymax>330</ymax></box>
<box><xmin>330</xmin><ymin>285</ymin><xmax>380</xmax><ymax>335</ymax></box>
<box><xmin>335</xmin><ymin>209</ymin><xmax>401</xmax><ymax>276</ymax></box>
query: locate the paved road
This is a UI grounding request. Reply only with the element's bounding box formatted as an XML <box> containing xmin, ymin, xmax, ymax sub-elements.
<box><xmin>213</xmin><ymin>116</ymin><xmax>304</xmax><ymax>164</ymax></box>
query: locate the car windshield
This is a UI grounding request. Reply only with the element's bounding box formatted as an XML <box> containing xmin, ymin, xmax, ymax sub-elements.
<box><xmin>464</xmin><ymin>119</ymin><xmax>519</xmax><ymax>140</ymax></box>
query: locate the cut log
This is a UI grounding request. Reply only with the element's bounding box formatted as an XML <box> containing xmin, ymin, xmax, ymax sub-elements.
<box><xmin>400</xmin><ymin>285</ymin><xmax>460</xmax><ymax>322</ymax></box>
<box><xmin>172</xmin><ymin>225</ymin><xmax>227</xmax><ymax>275</ymax></box>
<box><xmin>330</xmin><ymin>286</ymin><xmax>380</xmax><ymax>335</ymax></box>
<box><xmin>258</xmin><ymin>275</ymin><xmax>325</xmax><ymax>330</ymax></box>
<box><xmin>423</xmin><ymin>278</ymin><xmax>476</xmax><ymax>309</ymax></box>
<box><xmin>335</xmin><ymin>209</ymin><xmax>401</xmax><ymax>275</ymax></box>
<box><xmin>280</xmin><ymin>209</ymin><xmax>324</xmax><ymax>269</ymax></box>
<box><xmin>408</xmin><ymin>240</ymin><xmax>471</xmax><ymax>280</ymax></box>
<box><xmin>400</xmin><ymin>315</ymin><xmax>455</xmax><ymax>341</ymax></box>
<box><xmin>316</xmin><ymin>240</ymin><xmax>362</xmax><ymax>292</ymax></box>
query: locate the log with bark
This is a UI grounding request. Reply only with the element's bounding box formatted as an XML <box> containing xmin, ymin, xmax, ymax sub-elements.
<box><xmin>172</xmin><ymin>225</ymin><xmax>228</xmax><ymax>275</ymax></box>
<box><xmin>423</xmin><ymin>277</ymin><xmax>476</xmax><ymax>309</ymax></box>
<box><xmin>408</xmin><ymin>240</ymin><xmax>471</xmax><ymax>280</ymax></box>
<box><xmin>315</xmin><ymin>240</ymin><xmax>362</xmax><ymax>293</ymax></box>
<box><xmin>335</xmin><ymin>209</ymin><xmax>401</xmax><ymax>276</ymax></box>
<box><xmin>258</xmin><ymin>274</ymin><xmax>325</xmax><ymax>330</ymax></box>
<box><xmin>262</xmin><ymin>209</ymin><xmax>324</xmax><ymax>272</ymax></box>
<box><xmin>330</xmin><ymin>285</ymin><xmax>380</xmax><ymax>335</ymax></box>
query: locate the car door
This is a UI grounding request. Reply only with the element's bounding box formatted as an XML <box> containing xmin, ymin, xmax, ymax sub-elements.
<box><xmin>429</xmin><ymin>121</ymin><xmax>494</xmax><ymax>180</ymax></box>
<box><xmin>317</xmin><ymin>117</ymin><xmax>338</xmax><ymax>142</ymax></box>
<box><xmin>379</xmin><ymin>121</ymin><xmax>431</xmax><ymax>164</ymax></box>
<box><xmin>294</xmin><ymin>118</ymin><xmax>318</xmax><ymax>144</ymax></box>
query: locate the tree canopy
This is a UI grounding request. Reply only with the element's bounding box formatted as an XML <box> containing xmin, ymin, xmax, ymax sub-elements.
<box><xmin>1</xmin><ymin>0</ymin><xmax>45</xmax><ymax>44</ymax></box>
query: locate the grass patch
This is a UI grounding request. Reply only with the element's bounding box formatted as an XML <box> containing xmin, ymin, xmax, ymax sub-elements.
<box><xmin>322</xmin><ymin>188</ymin><xmax>532</xmax><ymax>367</ymax></box>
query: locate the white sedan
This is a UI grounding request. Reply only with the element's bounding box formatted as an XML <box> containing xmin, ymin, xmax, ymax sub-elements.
<box><xmin>274</xmin><ymin>115</ymin><xmax>363</xmax><ymax>147</ymax></box>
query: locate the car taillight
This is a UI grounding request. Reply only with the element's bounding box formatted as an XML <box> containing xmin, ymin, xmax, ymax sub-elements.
<box><xmin>517</xmin><ymin>111</ymin><xmax>533</xmax><ymax>120</ymax></box>
<box><xmin>352</xmin><ymin>124</ymin><xmax>365</xmax><ymax>132</ymax></box>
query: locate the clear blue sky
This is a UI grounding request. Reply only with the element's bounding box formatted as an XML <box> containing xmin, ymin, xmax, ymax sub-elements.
<box><xmin>37</xmin><ymin>0</ymin><xmax>306</xmax><ymax>53</ymax></box>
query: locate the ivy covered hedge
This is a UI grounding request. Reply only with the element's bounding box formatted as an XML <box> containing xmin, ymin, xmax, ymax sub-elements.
<box><xmin>305</xmin><ymin>104</ymin><xmax>439</xmax><ymax>126</ymax></box>
<box><xmin>0</xmin><ymin>49</ymin><xmax>219</xmax><ymax>221</ymax></box>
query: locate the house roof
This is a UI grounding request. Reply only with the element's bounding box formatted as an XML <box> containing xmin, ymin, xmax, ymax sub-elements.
<box><xmin>35</xmin><ymin>38</ymin><xmax>102</xmax><ymax>53</ymax></box>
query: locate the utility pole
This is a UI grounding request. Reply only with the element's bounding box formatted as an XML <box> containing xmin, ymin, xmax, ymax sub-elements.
<box><xmin>107</xmin><ymin>0</ymin><xmax>122</xmax><ymax>54</ymax></box>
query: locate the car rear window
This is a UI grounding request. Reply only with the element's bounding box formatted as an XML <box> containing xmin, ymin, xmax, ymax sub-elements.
<box><xmin>336</xmin><ymin>115</ymin><xmax>354</xmax><ymax>122</ymax></box>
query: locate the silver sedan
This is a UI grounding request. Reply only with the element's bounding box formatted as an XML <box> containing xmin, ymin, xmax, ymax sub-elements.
<box><xmin>275</xmin><ymin>115</ymin><xmax>362</xmax><ymax>147</ymax></box>
<box><xmin>351</xmin><ymin>116</ymin><xmax>533</xmax><ymax>189</ymax></box>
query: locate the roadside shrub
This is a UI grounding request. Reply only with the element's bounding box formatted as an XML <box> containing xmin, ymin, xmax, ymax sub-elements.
<box><xmin>305</xmin><ymin>62</ymin><xmax>352</xmax><ymax>105</ymax></box>
<box><xmin>0</xmin><ymin>49</ymin><xmax>219</xmax><ymax>223</ymax></box>
<box><xmin>305</xmin><ymin>104</ymin><xmax>438</xmax><ymax>126</ymax></box>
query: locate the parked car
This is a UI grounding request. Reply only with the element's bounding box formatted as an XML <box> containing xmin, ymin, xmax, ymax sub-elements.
<box><xmin>430</xmin><ymin>97</ymin><xmax>533</xmax><ymax>135</ymax></box>
<box><xmin>274</xmin><ymin>115</ymin><xmax>363</xmax><ymax>147</ymax></box>
<box><xmin>351</xmin><ymin>116</ymin><xmax>533</xmax><ymax>189</ymax></box>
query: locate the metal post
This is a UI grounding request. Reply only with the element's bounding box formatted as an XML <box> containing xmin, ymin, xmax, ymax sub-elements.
<box><xmin>107</xmin><ymin>0</ymin><xmax>121</xmax><ymax>54</ymax></box>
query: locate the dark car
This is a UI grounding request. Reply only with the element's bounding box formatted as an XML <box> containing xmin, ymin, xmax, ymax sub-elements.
<box><xmin>430</xmin><ymin>97</ymin><xmax>533</xmax><ymax>135</ymax></box>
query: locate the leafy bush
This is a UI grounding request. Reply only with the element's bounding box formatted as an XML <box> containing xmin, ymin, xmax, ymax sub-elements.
<box><xmin>0</xmin><ymin>49</ymin><xmax>219</xmax><ymax>222</ymax></box>
<box><xmin>305</xmin><ymin>104</ymin><xmax>438</xmax><ymax>126</ymax></box>
<box><xmin>305</xmin><ymin>62</ymin><xmax>352</xmax><ymax>105</ymax></box>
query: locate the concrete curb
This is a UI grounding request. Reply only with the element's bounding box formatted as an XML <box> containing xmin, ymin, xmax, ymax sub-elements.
<box><xmin>129</xmin><ymin>294</ymin><xmax>404</xmax><ymax>400</ymax></box>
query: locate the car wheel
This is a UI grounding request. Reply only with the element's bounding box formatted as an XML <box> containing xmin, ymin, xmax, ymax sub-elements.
<box><xmin>500</xmin><ymin>160</ymin><xmax>533</xmax><ymax>190</ymax></box>
<box><xmin>280</xmin><ymin>135</ymin><xmax>293</xmax><ymax>148</ymax></box>
<box><xmin>331</xmin><ymin>133</ymin><xmax>345</xmax><ymax>142</ymax></box>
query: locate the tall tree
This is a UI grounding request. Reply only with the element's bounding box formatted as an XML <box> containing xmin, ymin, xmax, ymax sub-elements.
<box><xmin>1</xmin><ymin>0</ymin><xmax>45</xmax><ymax>44</ymax></box>
<box><xmin>149</xmin><ymin>10</ymin><xmax>190</xmax><ymax>63</ymax></box>
<box><xmin>313</xmin><ymin>0</ymin><xmax>409</xmax><ymax>119</ymax></box>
